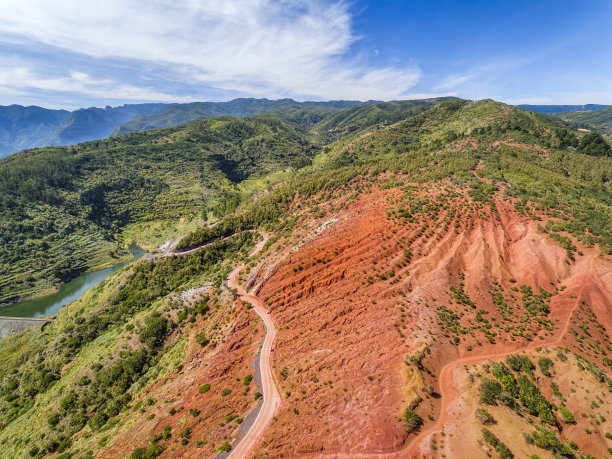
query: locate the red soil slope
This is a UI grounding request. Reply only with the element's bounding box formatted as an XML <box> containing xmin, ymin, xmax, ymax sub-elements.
<box><xmin>243</xmin><ymin>184</ymin><xmax>612</xmax><ymax>457</ymax></box>
<box><xmin>101</xmin><ymin>182</ymin><xmax>611</xmax><ymax>458</ymax></box>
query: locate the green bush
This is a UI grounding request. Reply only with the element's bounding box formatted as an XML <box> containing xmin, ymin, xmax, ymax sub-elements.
<box><xmin>139</xmin><ymin>313</ymin><xmax>170</xmax><ymax>349</ymax></box>
<box><xmin>537</xmin><ymin>357</ymin><xmax>554</xmax><ymax>376</ymax></box>
<box><xmin>47</xmin><ymin>412</ymin><xmax>61</xmax><ymax>427</ymax></box>
<box><xmin>530</xmin><ymin>425</ymin><xmax>574</xmax><ymax>456</ymax></box>
<box><xmin>199</xmin><ymin>384</ymin><xmax>211</xmax><ymax>394</ymax></box>
<box><xmin>475</xmin><ymin>408</ymin><xmax>495</xmax><ymax>424</ymax></box>
<box><xmin>128</xmin><ymin>443</ymin><xmax>165</xmax><ymax>459</ymax></box>
<box><xmin>578</xmin><ymin>132</ymin><xmax>611</xmax><ymax>157</ymax></box>
<box><xmin>517</xmin><ymin>375</ymin><xmax>557</xmax><ymax>426</ymax></box>
<box><xmin>195</xmin><ymin>332</ymin><xmax>209</xmax><ymax>346</ymax></box>
<box><xmin>402</xmin><ymin>408</ymin><xmax>423</xmax><ymax>433</ymax></box>
<box><xmin>482</xmin><ymin>428</ymin><xmax>513</xmax><ymax>458</ymax></box>
<box><xmin>479</xmin><ymin>379</ymin><xmax>503</xmax><ymax>405</ymax></box>
<box><xmin>559</xmin><ymin>404</ymin><xmax>575</xmax><ymax>424</ymax></box>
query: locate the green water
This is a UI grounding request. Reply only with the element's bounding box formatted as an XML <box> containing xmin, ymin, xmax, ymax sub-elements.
<box><xmin>0</xmin><ymin>245</ymin><xmax>145</xmax><ymax>318</ymax></box>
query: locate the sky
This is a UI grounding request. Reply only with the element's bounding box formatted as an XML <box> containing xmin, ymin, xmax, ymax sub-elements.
<box><xmin>0</xmin><ymin>0</ymin><xmax>610</xmax><ymax>109</ymax></box>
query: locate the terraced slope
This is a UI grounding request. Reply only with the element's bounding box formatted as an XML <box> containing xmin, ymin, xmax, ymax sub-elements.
<box><xmin>0</xmin><ymin>115</ymin><xmax>314</xmax><ymax>304</ymax></box>
<box><xmin>0</xmin><ymin>99</ymin><xmax>611</xmax><ymax>459</ymax></box>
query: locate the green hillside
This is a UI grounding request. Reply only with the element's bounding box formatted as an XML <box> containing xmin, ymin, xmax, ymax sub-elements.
<box><xmin>0</xmin><ymin>99</ymin><xmax>611</xmax><ymax>458</ymax></box>
<box><xmin>554</xmin><ymin>105</ymin><xmax>612</xmax><ymax>134</ymax></box>
<box><xmin>180</xmin><ymin>99</ymin><xmax>612</xmax><ymax>254</ymax></box>
<box><xmin>312</xmin><ymin>98</ymin><xmax>456</xmax><ymax>143</ymax></box>
<box><xmin>111</xmin><ymin>98</ymin><xmax>368</xmax><ymax>136</ymax></box>
<box><xmin>0</xmin><ymin>98</ymin><xmax>456</xmax><ymax>305</ymax></box>
<box><xmin>0</xmin><ymin>115</ymin><xmax>314</xmax><ymax>305</ymax></box>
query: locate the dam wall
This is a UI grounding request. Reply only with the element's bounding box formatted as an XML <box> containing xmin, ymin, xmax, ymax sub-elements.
<box><xmin>0</xmin><ymin>317</ymin><xmax>52</xmax><ymax>339</ymax></box>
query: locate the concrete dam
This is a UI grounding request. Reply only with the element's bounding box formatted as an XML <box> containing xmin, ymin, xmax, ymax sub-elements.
<box><xmin>0</xmin><ymin>317</ymin><xmax>52</xmax><ymax>339</ymax></box>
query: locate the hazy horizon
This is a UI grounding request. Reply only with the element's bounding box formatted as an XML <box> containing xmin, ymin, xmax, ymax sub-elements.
<box><xmin>1</xmin><ymin>0</ymin><xmax>611</xmax><ymax>109</ymax></box>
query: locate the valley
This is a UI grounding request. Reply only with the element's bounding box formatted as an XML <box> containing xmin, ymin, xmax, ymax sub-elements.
<box><xmin>0</xmin><ymin>98</ymin><xmax>610</xmax><ymax>458</ymax></box>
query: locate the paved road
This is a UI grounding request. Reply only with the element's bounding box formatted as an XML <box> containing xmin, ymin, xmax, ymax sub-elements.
<box><xmin>227</xmin><ymin>236</ymin><xmax>281</xmax><ymax>459</ymax></box>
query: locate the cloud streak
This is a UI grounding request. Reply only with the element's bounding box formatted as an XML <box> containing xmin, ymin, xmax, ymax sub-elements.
<box><xmin>0</xmin><ymin>0</ymin><xmax>421</xmax><ymax>106</ymax></box>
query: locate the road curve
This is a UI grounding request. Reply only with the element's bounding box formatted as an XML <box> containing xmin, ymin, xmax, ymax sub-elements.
<box><xmin>309</xmin><ymin>261</ymin><xmax>594</xmax><ymax>458</ymax></box>
<box><xmin>227</xmin><ymin>235</ymin><xmax>281</xmax><ymax>459</ymax></box>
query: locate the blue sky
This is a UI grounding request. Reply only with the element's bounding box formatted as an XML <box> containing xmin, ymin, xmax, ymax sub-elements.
<box><xmin>0</xmin><ymin>0</ymin><xmax>610</xmax><ymax>109</ymax></box>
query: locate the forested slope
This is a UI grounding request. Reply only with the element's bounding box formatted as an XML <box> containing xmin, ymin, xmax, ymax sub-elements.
<box><xmin>0</xmin><ymin>114</ymin><xmax>314</xmax><ymax>304</ymax></box>
<box><xmin>0</xmin><ymin>99</ymin><xmax>610</xmax><ymax>458</ymax></box>
<box><xmin>555</xmin><ymin>105</ymin><xmax>612</xmax><ymax>134</ymax></box>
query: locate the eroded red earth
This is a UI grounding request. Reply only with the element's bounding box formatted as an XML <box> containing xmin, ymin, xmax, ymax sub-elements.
<box><xmin>103</xmin><ymin>182</ymin><xmax>612</xmax><ymax>458</ymax></box>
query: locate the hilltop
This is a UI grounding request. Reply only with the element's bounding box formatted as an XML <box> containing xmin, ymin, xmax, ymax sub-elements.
<box><xmin>0</xmin><ymin>98</ymin><xmax>611</xmax><ymax>458</ymax></box>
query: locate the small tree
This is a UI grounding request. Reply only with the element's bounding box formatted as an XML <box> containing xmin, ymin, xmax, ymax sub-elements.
<box><xmin>403</xmin><ymin>408</ymin><xmax>423</xmax><ymax>433</ymax></box>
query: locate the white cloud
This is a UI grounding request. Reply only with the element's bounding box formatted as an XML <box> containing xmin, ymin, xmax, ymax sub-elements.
<box><xmin>433</xmin><ymin>74</ymin><xmax>477</xmax><ymax>91</ymax></box>
<box><xmin>0</xmin><ymin>0</ymin><xmax>421</xmax><ymax>103</ymax></box>
<box><xmin>0</xmin><ymin>65</ymin><xmax>199</xmax><ymax>106</ymax></box>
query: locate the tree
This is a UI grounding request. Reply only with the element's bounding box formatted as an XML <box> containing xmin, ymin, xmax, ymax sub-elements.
<box><xmin>403</xmin><ymin>408</ymin><xmax>423</xmax><ymax>433</ymax></box>
<box><xmin>578</xmin><ymin>132</ymin><xmax>611</xmax><ymax>157</ymax></box>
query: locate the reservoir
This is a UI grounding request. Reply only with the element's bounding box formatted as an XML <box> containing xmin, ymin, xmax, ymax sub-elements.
<box><xmin>0</xmin><ymin>245</ymin><xmax>145</xmax><ymax>318</ymax></box>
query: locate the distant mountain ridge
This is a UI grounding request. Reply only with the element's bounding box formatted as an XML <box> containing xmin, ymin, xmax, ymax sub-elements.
<box><xmin>516</xmin><ymin>104</ymin><xmax>608</xmax><ymax>114</ymax></box>
<box><xmin>110</xmin><ymin>98</ymin><xmax>373</xmax><ymax>136</ymax></box>
<box><xmin>3</xmin><ymin>98</ymin><xmax>608</xmax><ymax>158</ymax></box>
<box><xmin>0</xmin><ymin>105</ymin><xmax>69</xmax><ymax>155</ymax></box>
<box><xmin>0</xmin><ymin>99</ymin><xmax>375</xmax><ymax>158</ymax></box>
<box><xmin>0</xmin><ymin>103</ymin><xmax>167</xmax><ymax>157</ymax></box>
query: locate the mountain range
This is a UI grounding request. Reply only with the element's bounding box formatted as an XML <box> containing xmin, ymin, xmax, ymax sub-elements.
<box><xmin>516</xmin><ymin>103</ymin><xmax>608</xmax><ymax>114</ymax></box>
<box><xmin>0</xmin><ymin>97</ymin><xmax>611</xmax><ymax>458</ymax></box>
<box><xmin>0</xmin><ymin>99</ymin><xmax>372</xmax><ymax>157</ymax></box>
<box><xmin>3</xmin><ymin>99</ymin><xmax>609</xmax><ymax>158</ymax></box>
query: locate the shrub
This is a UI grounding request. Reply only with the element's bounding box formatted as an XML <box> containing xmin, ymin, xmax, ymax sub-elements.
<box><xmin>517</xmin><ymin>375</ymin><xmax>557</xmax><ymax>426</ymax></box>
<box><xmin>128</xmin><ymin>443</ymin><xmax>165</xmax><ymax>459</ymax></box>
<box><xmin>243</xmin><ymin>374</ymin><xmax>253</xmax><ymax>386</ymax></box>
<box><xmin>479</xmin><ymin>379</ymin><xmax>503</xmax><ymax>405</ymax></box>
<box><xmin>475</xmin><ymin>408</ymin><xmax>495</xmax><ymax>424</ymax></box>
<box><xmin>139</xmin><ymin>313</ymin><xmax>169</xmax><ymax>349</ymax></box>
<box><xmin>506</xmin><ymin>354</ymin><xmax>534</xmax><ymax>375</ymax></box>
<box><xmin>217</xmin><ymin>442</ymin><xmax>231</xmax><ymax>452</ymax></box>
<box><xmin>199</xmin><ymin>383</ymin><xmax>211</xmax><ymax>394</ymax></box>
<box><xmin>482</xmin><ymin>428</ymin><xmax>513</xmax><ymax>458</ymax></box>
<box><xmin>537</xmin><ymin>357</ymin><xmax>554</xmax><ymax>376</ymax></box>
<box><xmin>578</xmin><ymin>132</ymin><xmax>611</xmax><ymax>157</ymax></box>
<box><xmin>195</xmin><ymin>332</ymin><xmax>209</xmax><ymax>346</ymax></box>
<box><xmin>221</xmin><ymin>388</ymin><xmax>231</xmax><ymax>396</ymax></box>
<box><xmin>47</xmin><ymin>412</ymin><xmax>61</xmax><ymax>427</ymax></box>
<box><xmin>402</xmin><ymin>408</ymin><xmax>423</xmax><ymax>433</ymax></box>
<box><xmin>530</xmin><ymin>425</ymin><xmax>574</xmax><ymax>456</ymax></box>
<box><xmin>559</xmin><ymin>404</ymin><xmax>575</xmax><ymax>424</ymax></box>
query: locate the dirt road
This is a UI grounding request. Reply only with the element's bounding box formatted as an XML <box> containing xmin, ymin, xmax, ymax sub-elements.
<box><xmin>227</xmin><ymin>236</ymin><xmax>281</xmax><ymax>458</ymax></box>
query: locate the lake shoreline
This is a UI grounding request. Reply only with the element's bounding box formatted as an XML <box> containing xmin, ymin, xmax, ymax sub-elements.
<box><xmin>0</xmin><ymin>245</ymin><xmax>145</xmax><ymax>318</ymax></box>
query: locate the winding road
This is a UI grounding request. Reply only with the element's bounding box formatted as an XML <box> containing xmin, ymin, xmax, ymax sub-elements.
<box><xmin>226</xmin><ymin>235</ymin><xmax>281</xmax><ymax>459</ymax></box>
<box><xmin>160</xmin><ymin>231</ymin><xmax>281</xmax><ymax>456</ymax></box>
<box><xmin>311</xmin><ymin>262</ymin><xmax>595</xmax><ymax>458</ymax></box>
<box><xmin>168</xmin><ymin>229</ymin><xmax>595</xmax><ymax>457</ymax></box>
